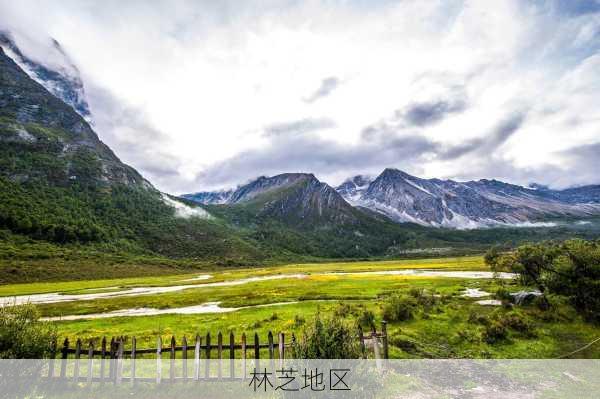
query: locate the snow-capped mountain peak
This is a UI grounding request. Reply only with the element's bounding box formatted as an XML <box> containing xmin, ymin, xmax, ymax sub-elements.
<box><xmin>335</xmin><ymin>175</ymin><xmax>373</xmax><ymax>205</ymax></box>
<box><xmin>0</xmin><ymin>30</ymin><xmax>91</xmax><ymax>121</ymax></box>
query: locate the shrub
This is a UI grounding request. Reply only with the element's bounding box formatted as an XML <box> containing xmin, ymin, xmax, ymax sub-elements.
<box><xmin>358</xmin><ymin>310</ymin><xmax>376</xmax><ymax>330</ymax></box>
<box><xmin>266</xmin><ymin>312</ymin><xmax>278</xmax><ymax>321</ymax></box>
<box><xmin>482</xmin><ymin>311</ymin><xmax>536</xmax><ymax>343</ymax></box>
<box><xmin>410</xmin><ymin>288</ymin><xmax>438</xmax><ymax>308</ymax></box>
<box><xmin>495</xmin><ymin>287</ymin><xmax>512</xmax><ymax>302</ymax></box>
<box><xmin>455</xmin><ymin>329</ymin><xmax>479</xmax><ymax>343</ymax></box>
<box><xmin>293</xmin><ymin>314</ymin><xmax>305</xmax><ymax>327</ymax></box>
<box><xmin>483</xmin><ymin>321</ymin><xmax>508</xmax><ymax>344</ymax></box>
<box><xmin>468</xmin><ymin>310</ymin><xmax>489</xmax><ymax>325</ymax></box>
<box><xmin>292</xmin><ymin>313</ymin><xmax>361</xmax><ymax>359</ymax></box>
<box><xmin>382</xmin><ymin>294</ymin><xmax>417</xmax><ymax>322</ymax></box>
<box><xmin>389</xmin><ymin>334</ymin><xmax>417</xmax><ymax>353</ymax></box>
<box><xmin>498</xmin><ymin>312</ymin><xmax>536</xmax><ymax>337</ymax></box>
<box><xmin>531</xmin><ymin>294</ymin><xmax>573</xmax><ymax>322</ymax></box>
<box><xmin>250</xmin><ymin>321</ymin><xmax>262</xmax><ymax>329</ymax></box>
<box><xmin>0</xmin><ymin>303</ymin><xmax>57</xmax><ymax>358</ymax></box>
<box><xmin>484</xmin><ymin>246</ymin><xmax>502</xmax><ymax>270</ymax></box>
<box><xmin>334</xmin><ymin>302</ymin><xmax>353</xmax><ymax>318</ymax></box>
<box><xmin>500</xmin><ymin>313</ymin><xmax>535</xmax><ymax>336</ymax></box>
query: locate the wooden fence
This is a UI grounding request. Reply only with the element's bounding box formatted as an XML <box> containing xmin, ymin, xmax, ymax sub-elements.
<box><xmin>45</xmin><ymin>322</ymin><xmax>388</xmax><ymax>383</ymax></box>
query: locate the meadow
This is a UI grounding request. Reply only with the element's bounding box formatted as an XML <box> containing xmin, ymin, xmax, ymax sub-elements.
<box><xmin>2</xmin><ymin>255</ymin><xmax>599</xmax><ymax>359</ymax></box>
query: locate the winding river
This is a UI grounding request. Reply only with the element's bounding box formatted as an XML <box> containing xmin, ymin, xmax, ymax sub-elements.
<box><xmin>1</xmin><ymin>270</ymin><xmax>516</xmax><ymax>307</ymax></box>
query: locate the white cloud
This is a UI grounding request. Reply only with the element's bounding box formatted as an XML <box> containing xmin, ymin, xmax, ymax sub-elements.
<box><xmin>0</xmin><ymin>0</ymin><xmax>599</xmax><ymax>193</ymax></box>
<box><xmin>161</xmin><ymin>194</ymin><xmax>211</xmax><ymax>219</ymax></box>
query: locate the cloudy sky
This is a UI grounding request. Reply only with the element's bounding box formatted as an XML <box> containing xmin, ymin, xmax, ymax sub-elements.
<box><xmin>1</xmin><ymin>0</ymin><xmax>599</xmax><ymax>193</ymax></box>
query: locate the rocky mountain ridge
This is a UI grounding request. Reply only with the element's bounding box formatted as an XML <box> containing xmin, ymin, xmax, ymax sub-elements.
<box><xmin>186</xmin><ymin>173</ymin><xmax>361</xmax><ymax>226</ymax></box>
<box><xmin>0</xmin><ymin>45</ymin><xmax>147</xmax><ymax>188</ymax></box>
<box><xmin>338</xmin><ymin>169</ymin><xmax>600</xmax><ymax>228</ymax></box>
<box><xmin>185</xmin><ymin>169</ymin><xmax>600</xmax><ymax>229</ymax></box>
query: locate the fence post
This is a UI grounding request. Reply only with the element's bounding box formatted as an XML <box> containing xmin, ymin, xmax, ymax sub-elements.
<box><xmin>358</xmin><ymin>326</ymin><xmax>365</xmax><ymax>357</ymax></box>
<box><xmin>156</xmin><ymin>336</ymin><xmax>162</xmax><ymax>384</ymax></box>
<box><xmin>381</xmin><ymin>321</ymin><xmax>389</xmax><ymax>360</ymax></box>
<box><xmin>229</xmin><ymin>332</ymin><xmax>235</xmax><ymax>380</ymax></box>
<box><xmin>108</xmin><ymin>337</ymin><xmax>115</xmax><ymax>381</ymax></box>
<box><xmin>194</xmin><ymin>335</ymin><xmax>201</xmax><ymax>381</ymax></box>
<box><xmin>278</xmin><ymin>333</ymin><xmax>285</xmax><ymax>367</ymax></box>
<box><xmin>73</xmin><ymin>339</ymin><xmax>81</xmax><ymax>382</ymax></box>
<box><xmin>48</xmin><ymin>338</ymin><xmax>57</xmax><ymax>378</ymax></box>
<box><xmin>254</xmin><ymin>333</ymin><xmax>260</xmax><ymax>371</ymax></box>
<box><xmin>268</xmin><ymin>331</ymin><xmax>274</xmax><ymax>373</ymax></box>
<box><xmin>87</xmin><ymin>341</ymin><xmax>94</xmax><ymax>385</ymax></box>
<box><xmin>60</xmin><ymin>338</ymin><xmax>69</xmax><ymax>378</ymax></box>
<box><xmin>182</xmin><ymin>336</ymin><xmax>188</xmax><ymax>382</ymax></box>
<box><xmin>204</xmin><ymin>333</ymin><xmax>211</xmax><ymax>379</ymax></box>
<box><xmin>116</xmin><ymin>338</ymin><xmax>124</xmax><ymax>385</ymax></box>
<box><xmin>131</xmin><ymin>337</ymin><xmax>136</xmax><ymax>385</ymax></box>
<box><xmin>268</xmin><ymin>331</ymin><xmax>274</xmax><ymax>359</ymax></box>
<box><xmin>241</xmin><ymin>333</ymin><xmax>247</xmax><ymax>380</ymax></box>
<box><xmin>100</xmin><ymin>337</ymin><xmax>106</xmax><ymax>383</ymax></box>
<box><xmin>217</xmin><ymin>332</ymin><xmax>223</xmax><ymax>380</ymax></box>
<box><xmin>170</xmin><ymin>336</ymin><xmax>176</xmax><ymax>382</ymax></box>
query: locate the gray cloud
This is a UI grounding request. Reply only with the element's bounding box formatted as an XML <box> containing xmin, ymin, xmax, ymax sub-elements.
<box><xmin>450</xmin><ymin>157</ymin><xmax>564</xmax><ymax>188</ymax></box>
<box><xmin>263</xmin><ymin>117</ymin><xmax>336</xmax><ymax>137</ymax></box>
<box><xmin>193</xmin><ymin>128</ymin><xmax>437</xmax><ymax>189</ymax></box>
<box><xmin>491</xmin><ymin>112</ymin><xmax>527</xmax><ymax>144</ymax></box>
<box><xmin>552</xmin><ymin>141</ymin><xmax>600</xmax><ymax>187</ymax></box>
<box><xmin>86</xmin><ymin>84</ymin><xmax>185</xmax><ymax>191</ymax></box>
<box><xmin>438</xmin><ymin>111</ymin><xmax>527</xmax><ymax>161</ymax></box>
<box><xmin>303</xmin><ymin>76</ymin><xmax>340</xmax><ymax>103</ymax></box>
<box><xmin>449</xmin><ymin>140</ymin><xmax>600</xmax><ymax>190</ymax></box>
<box><xmin>397</xmin><ymin>98</ymin><xmax>467</xmax><ymax>127</ymax></box>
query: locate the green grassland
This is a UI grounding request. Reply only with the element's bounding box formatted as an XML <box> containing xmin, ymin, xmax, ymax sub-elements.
<box><xmin>2</xmin><ymin>255</ymin><xmax>598</xmax><ymax>359</ymax></box>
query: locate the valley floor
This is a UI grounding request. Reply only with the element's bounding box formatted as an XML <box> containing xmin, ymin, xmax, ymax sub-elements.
<box><xmin>1</xmin><ymin>256</ymin><xmax>599</xmax><ymax>359</ymax></box>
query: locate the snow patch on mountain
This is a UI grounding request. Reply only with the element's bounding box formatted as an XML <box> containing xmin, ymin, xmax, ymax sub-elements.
<box><xmin>182</xmin><ymin>190</ymin><xmax>233</xmax><ymax>205</ymax></box>
<box><xmin>336</xmin><ymin>175</ymin><xmax>373</xmax><ymax>205</ymax></box>
<box><xmin>402</xmin><ymin>177</ymin><xmax>434</xmax><ymax>196</ymax></box>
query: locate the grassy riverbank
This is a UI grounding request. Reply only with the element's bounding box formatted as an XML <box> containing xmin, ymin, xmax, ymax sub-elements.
<box><xmin>2</xmin><ymin>255</ymin><xmax>598</xmax><ymax>359</ymax></box>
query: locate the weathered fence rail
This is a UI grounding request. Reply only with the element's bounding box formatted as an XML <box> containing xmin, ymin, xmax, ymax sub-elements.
<box><xmin>45</xmin><ymin>322</ymin><xmax>388</xmax><ymax>383</ymax></box>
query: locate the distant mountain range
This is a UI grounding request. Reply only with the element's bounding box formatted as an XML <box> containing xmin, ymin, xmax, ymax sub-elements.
<box><xmin>184</xmin><ymin>169</ymin><xmax>600</xmax><ymax>229</ymax></box>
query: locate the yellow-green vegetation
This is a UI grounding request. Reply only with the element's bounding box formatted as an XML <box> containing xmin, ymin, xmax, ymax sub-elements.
<box><xmin>1</xmin><ymin>255</ymin><xmax>598</xmax><ymax>359</ymax></box>
<box><xmin>0</xmin><ymin>303</ymin><xmax>56</xmax><ymax>358</ymax></box>
<box><xmin>0</xmin><ymin>255</ymin><xmax>485</xmax><ymax>296</ymax></box>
